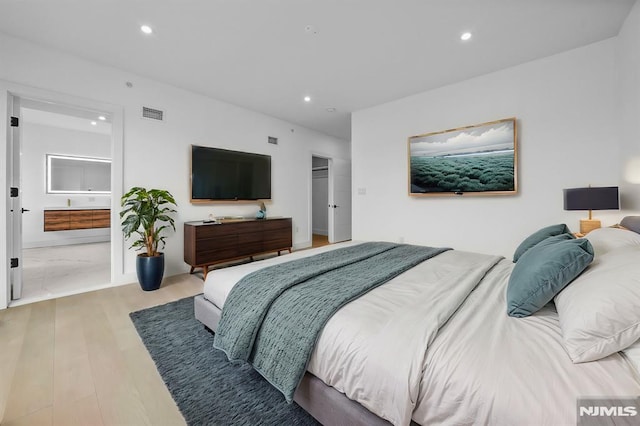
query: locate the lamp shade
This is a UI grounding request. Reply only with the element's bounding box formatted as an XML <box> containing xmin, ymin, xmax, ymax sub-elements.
<box><xmin>563</xmin><ymin>186</ymin><xmax>619</xmax><ymax>211</ymax></box>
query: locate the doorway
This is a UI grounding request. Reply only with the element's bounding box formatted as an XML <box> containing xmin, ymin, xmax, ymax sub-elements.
<box><xmin>310</xmin><ymin>155</ymin><xmax>352</xmax><ymax>248</ymax></box>
<box><xmin>9</xmin><ymin>96</ymin><xmax>114</xmax><ymax>305</ymax></box>
<box><xmin>311</xmin><ymin>156</ymin><xmax>330</xmax><ymax>248</ymax></box>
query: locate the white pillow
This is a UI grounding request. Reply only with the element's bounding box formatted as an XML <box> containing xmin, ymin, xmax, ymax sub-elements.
<box><xmin>585</xmin><ymin>226</ymin><xmax>640</xmax><ymax>257</ymax></box>
<box><xmin>554</xmin><ymin>246</ymin><xmax>640</xmax><ymax>363</ymax></box>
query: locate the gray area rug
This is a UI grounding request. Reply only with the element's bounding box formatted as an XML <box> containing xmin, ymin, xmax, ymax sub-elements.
<box><xmin>130</xmin><ymin>296</ymin><xmax>319</xmax><ymax>426</ymax></box>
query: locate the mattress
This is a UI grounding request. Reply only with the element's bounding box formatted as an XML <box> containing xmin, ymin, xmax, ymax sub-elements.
<box><xmin>203</xmin><ymin>240</ymin><xmax>362</xmax><ymax>308</ymax></box>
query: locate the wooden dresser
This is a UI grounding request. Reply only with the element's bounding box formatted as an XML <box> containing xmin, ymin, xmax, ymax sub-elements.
<box><xmin>44</xmin><ymin>209</ymin><xmax>110</xmax><ymax>231</ymax></box>
<box><xmin>184</xmin><ymin>217</ymin><xmax>293</xmax><ymax>279</ymax></box>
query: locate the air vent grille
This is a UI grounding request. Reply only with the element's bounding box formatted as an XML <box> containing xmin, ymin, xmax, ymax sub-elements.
<box><xmin>142</xmin><ymin>106</ymin><xmax>164</xmax><ymax>121</ymax></box>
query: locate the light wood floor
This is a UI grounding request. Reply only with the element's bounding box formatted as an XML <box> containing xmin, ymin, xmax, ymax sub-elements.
<box><xmin>0</xmin><ymin>274</ymin><xmax>203</xmax><ymax>426</ymax></box>
<box><xmin>312</xmin><ymin>234</ymin><xmax>330</xmax><ymax>248</ymax></box>
<box><xmin>1</xmin><ymin>240</ymin><xmax>334</xmax><ymax>425</ymax></box>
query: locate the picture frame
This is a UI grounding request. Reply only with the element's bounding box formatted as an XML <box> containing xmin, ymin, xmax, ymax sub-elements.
<box><xmin>408</xmin><ymin>117</ymin><xmax>517</xmax><ymax>196</ymax></box>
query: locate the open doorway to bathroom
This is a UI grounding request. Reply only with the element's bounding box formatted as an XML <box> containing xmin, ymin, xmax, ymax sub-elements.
<box><xmin>15</xmin><ymin>98</ymin><xmax>113</xmax><ymax>304</ymax></box>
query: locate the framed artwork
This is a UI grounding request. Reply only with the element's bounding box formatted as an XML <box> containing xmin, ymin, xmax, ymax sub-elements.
<box><xmin>408</xmin><ymin>117</ymin><xmax>517</xmax><ymax>196</ymax></box>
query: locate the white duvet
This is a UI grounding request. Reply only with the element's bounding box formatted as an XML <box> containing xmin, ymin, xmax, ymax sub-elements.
<box><xmin>203</xmin><ymin>242</ymin><xmax>640</xmax><ymax>426</ymax></box>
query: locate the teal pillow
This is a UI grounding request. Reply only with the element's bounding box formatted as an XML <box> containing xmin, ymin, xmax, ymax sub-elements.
<box><xmin>512</xmin><ymin>224</ymin><xmax>573</xmax><ymax>262</ymax></box>
<box><xmin>507</xmin><ymin>235</ymin><xmax>594</xmax><ymax>318</ymax></box>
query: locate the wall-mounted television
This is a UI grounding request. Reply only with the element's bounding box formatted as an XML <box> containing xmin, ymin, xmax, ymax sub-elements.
<box><xmin>191</xmin><ymin>145</ymin><xmax>271</xmax><ymax>202</ymax></box>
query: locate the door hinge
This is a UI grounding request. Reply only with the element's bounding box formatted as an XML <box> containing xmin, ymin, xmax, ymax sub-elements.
<box><xmin>10</xmin><ymin>258</ymin><xmax>19</xmax><ymax>268</ymax></box>
<box><xmin>10</xmin><ymin>116</ymin><xmax>19</xmax><ymax>127</ymax></box>
<box><xmin>10</xmin><ymin>187</ymin><xmax>19</xmax><ymax>197</ymax></box>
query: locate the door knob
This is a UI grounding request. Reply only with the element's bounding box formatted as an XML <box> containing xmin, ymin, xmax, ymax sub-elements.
<box><xmin>21</xmin><ymin>208</ymin><xmax>30</xmax><ymax>213</ymax></box>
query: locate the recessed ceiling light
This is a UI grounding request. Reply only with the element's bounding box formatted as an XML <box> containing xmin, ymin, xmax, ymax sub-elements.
<box><xmin>140</xmin><ymin>25</ymin><xmax>153</xmax><ymax>35</ymax></box>
<box><xmin>98</xmin><ymin>116</ymin><xmax>106</xmax><ymax>121</ymax></box>
<box><xmin>90</xmin><ymin>121</ymin><xmax>97</xmax><ymax>126</ymax></box>
<box><xmin>326</xmin><ymin>108</ymin><xmax>336</xmax><ymax>113</ymax></box>
<box><xmin>303</xmin><ymin>96</ymin><xmax>311</xmax><ymax>103</ymax></box>
<box><xmin>460</xmin><ymin>32</ymin><xmax>472</xmax><ymax>41</ymax></box>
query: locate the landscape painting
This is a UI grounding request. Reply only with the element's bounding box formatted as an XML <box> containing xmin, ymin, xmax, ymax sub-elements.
<box><xmin>408</xmin><ymin>118</ymin><xmax>517</xmax><ymax>196</ymax></box>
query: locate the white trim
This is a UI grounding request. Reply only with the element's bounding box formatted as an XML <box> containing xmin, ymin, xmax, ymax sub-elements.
<box><xmin>293</xmin><ymin>240</ymin><xmax>312</xmax><ymax>251</ymax></box>
<box><xmin>1</xmin><ymin>86</ymin><xmax>9</xmax><ymax>309</ymax></box>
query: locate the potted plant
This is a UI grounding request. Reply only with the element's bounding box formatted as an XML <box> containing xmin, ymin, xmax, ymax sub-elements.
<box><xmin>120</xmin><ymin>187</ymin><xmax>177</xmax><ymax>291</ymax></box>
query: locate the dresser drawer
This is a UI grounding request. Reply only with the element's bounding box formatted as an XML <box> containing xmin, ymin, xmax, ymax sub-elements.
<box><xmin>44</xmin><ymin>211</ymin><xmax>69</xmax><ymax>231</ymax></box>
<box><xmin>69</xmin><ymin>210</ymin><xmax>94</xmax><ymax>229</ymax></box>
<box><xmin>92</xmin><ymin>210</ymin><xmax>111</xmax><ymax>228</ymax></box>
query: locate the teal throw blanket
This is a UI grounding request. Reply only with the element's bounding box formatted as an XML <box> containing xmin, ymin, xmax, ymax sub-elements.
<box><xmin>213</xmin><ymin>242</ymin><xmax>449</xmax><ymax>402</ymax></box>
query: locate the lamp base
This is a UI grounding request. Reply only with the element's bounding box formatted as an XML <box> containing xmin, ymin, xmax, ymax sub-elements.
<box><xmin>580</xmin><ymin>219</ymin><xmax>601</xmax><ymax>235</ymax></box>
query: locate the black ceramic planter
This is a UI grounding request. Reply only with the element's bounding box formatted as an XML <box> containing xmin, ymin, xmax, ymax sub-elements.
<box><xmin>136</xmin><ymin>253</ymin><xmax>165</xmax><ymax>291</ymax></box>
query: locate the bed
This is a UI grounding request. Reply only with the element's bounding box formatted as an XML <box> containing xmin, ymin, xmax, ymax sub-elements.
<box><xmin>194</xmin><ymin>221</ymin><xmax>640</xmax><ymax>426</ymax></box>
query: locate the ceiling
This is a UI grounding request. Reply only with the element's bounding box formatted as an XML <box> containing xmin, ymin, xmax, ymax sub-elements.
<box><xmin>0</xmin><ymin>0</ymin><xmax>635</xmax><ymax>140</ymax></box>
<box><xmin>22</xmin><ymin>108</ymin><xmax>112</xmax><ymax>135</ymax></box>
<box><xmin>21</xmin><ymin>98</ymin><xmax>112</xmax><ymax>135</ymax></box>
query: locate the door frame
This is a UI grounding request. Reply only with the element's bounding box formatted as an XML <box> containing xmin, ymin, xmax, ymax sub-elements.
<box><xmin>8</xmin><ymin>93</ymin><xmax>21</xmax><ymax>301</ymax></box>
<box><xmin>306</xmin><ymin>151</ymin><xmax>347</xmax><ymax>247</ymax></box>
<box><xmin>1</xmin><ymin>80</ymin><xmax>124</xmax><ymax>309</ymax></box>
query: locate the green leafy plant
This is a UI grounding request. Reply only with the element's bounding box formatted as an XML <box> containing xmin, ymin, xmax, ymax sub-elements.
<box><xmin>120</xmin><ymin>187</ymin><xmax>177</xmax><ymax>257</ymax></box>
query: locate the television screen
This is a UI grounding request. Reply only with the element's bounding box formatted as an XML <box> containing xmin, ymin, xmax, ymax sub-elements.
<box><xmin>191</xmin><ymin>145</ymin><xmax>271</xmax><ymax>201</ymax></box>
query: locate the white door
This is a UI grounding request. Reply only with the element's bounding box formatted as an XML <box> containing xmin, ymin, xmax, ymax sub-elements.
<box><xmin>9</xmin><ymin>94</ymin><xmax>23</xmax><ymax>301</ymax></box>
<box><xmin>328</xmin><ymin>158</ymin><xmax>352</xmax><ymax>243</ymax></box>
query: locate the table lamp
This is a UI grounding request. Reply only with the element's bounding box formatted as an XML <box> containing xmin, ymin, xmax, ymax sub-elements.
<box><xmin>563</xmin><ymin>186</ymin><xmax>619</xmax><ymax>234</ymax></box>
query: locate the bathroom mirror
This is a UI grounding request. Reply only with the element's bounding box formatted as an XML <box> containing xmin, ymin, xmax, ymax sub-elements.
<box><xmin>47</xmin><ymin>154</ymin><xmax>111</xmax><ymax>194</ymax></box>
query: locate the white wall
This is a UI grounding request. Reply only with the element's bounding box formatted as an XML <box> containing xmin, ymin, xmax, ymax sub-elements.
<box><xmin>617</xmin><ymin>0</ymin><xmax>640</xmax><ymax>210</ymax></box>
<box><xmin>21</xmin><ymin>123</ymin><xmax>111</xmax><ymax>248</ymax></box>
<box><xmin>0</xmin><ymin>33</ymin><xmax>349</xmax><ymax>308</ymax></box>
<box><xmin>352</xmin><ymin>39</ymin><xmax>621</xmax><ymax>257</ymax></box>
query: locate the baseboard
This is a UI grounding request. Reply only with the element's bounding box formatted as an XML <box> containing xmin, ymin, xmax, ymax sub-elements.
<box><xmin>294</xmin><ymin>241</ymin><xmax>312</xmax><ymax>250</ymax></box>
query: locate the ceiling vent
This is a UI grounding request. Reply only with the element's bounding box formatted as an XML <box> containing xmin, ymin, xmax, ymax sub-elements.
<box><xmin>141</xmin><ymin>106</ymin><xmax>164</xmax><ymax>122</ymax></box>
